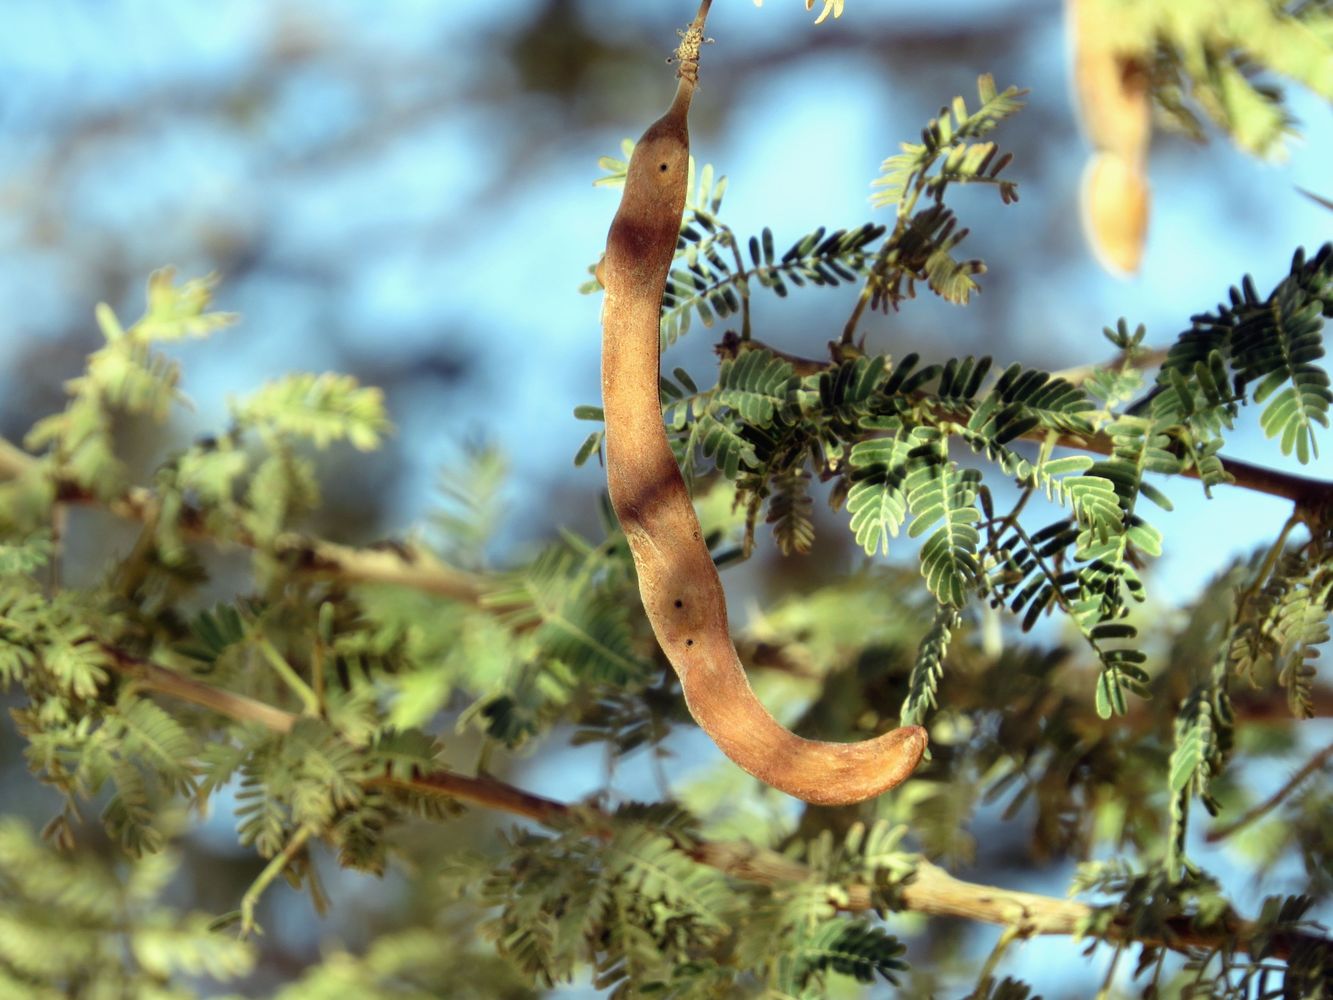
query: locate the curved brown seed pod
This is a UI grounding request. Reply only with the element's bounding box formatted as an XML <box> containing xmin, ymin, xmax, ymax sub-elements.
<box><xmin>597</xmin><ymin>0</ymin><xmax>927</xmax><ymax>806</ymax></box>
<box><xmin>1068</xmin><ymin>0</ymin><xmax>1152</xmax><ymax>275</ymax></box>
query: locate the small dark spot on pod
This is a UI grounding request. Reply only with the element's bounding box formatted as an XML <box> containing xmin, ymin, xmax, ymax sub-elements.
<box><xmin>659</xmin><ymin>162</ymin><xmax>669</xmax><ymax>172</ymax></box>
<box><xmin>685</xmin><ymin>639</ymin><xmax>694</xmax><ymax>647</ymax></box>
<box><xmin>674</xmin><ymin>599</ymin><xmax>683</xmax><ymax>608</ymax></box>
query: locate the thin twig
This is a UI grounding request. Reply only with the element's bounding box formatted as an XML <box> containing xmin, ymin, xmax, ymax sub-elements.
<box><xmin>841</xmin><ymin>286</ymin><xmax>873</xmax><ymax>347</ymax></box>
<box><xmin>256</xmin><ymin>637</ymin><xmax>320</xmax><ymax>717</ymax></box>
<box><xmin>1205</xmin><ymin>739</ymin><xmax>1333</xmax><ymax>843</ymax></box>
<box><xmin>732</xmin><ymin>241</ymin><xmax>753</xmax><ymax>343</ymax></box>
<box><xmin>714</xmin><ymin>330</ymin><xmax>832</xmax><ymax>375</ymax></box>
<box><xmin>240</xmin><ymin>824</ymin><xmax>315</xmax><ymax>936</ymax></box>
<box><xmin>105</xmin><ymin>646</ymin><xmax>297</xmax><ymax>734</ymax></box>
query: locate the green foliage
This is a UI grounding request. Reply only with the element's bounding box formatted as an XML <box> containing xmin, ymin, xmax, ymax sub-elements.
<box><xmin>1156</xmin><ymin>243</ymin><xmax>1332</xmax><ymax>465</ymax></box>
<box><xmin>869</xmin><ymin>76</ymin><xmax>1022</xmax><ymax>207</ymax></box>
<box><xmin>900</xmin><ymin>605</ymin><xmax>959</xmax><ymax>729</ymax></box>
<box><xmin>222</xmin><ymin>927</ymin><xmax>537</xmax><ymax>1000</ymax></box>
<box><xmin>460</xmin><ymin>812</ymin><xmax>921</xmax><ymax>997</ymax></box>
<box><xmin>1070</xmin><ymin>861</ymin><xmax>1330</xmax><ymax>997</ymax></box>
<box><xmin>585</xmin><ymin>75</ymin><xmax>1021</xmax><ymax>346</ymax></box>
<box><xmin>479</xmin><ymin>534</ymin><xmax>653</xmax><ymax>745</ymax></box>
<box><xmin>0</xmin><ymin>227</ymin><xmax>1327</xmax><ymax>992</ymax></box>
<box><xmin>779</xmin><ymin>919</ymin><xmax>907</xmax><ymax>990</ymax></box>
<box><xmin>234</xmin><ymin>719</ymin><xmax>371</xmax><ymax>857</ymax></box>
<box><xmin>0</xmin><ymin>530</ymin><xmax>54</xmax><ymax>576</ymax></box>
<box><xmin>1165</xmin><ymin>678</ymin><xmax>1231</xmax><ymax>879</ymax></box>
<box><xmin>24</xmin><ymin>269</ymin><xmax>236</xmax><ymax>501</ymax></box>
<box><xmin>469</xmin><ymin>820</ymin><xmax>732</xmax><ymax>994</ymax></box>
<box><xmin>844</xmin><ymin>421</ymin><xmax>983</xmax><ymax>605</ymax></box>
<box><xmin>662</xmin><ymin>217</ymin><xmax>886</xmax><ymax>350</ymax></box>
<box><xmin>1228</xmin><ymin>518</ymin><xmax>1333</xmax><ymax>719</ymax></box>
<box><xmin>867</xmin><ymin>73</ymin><xmax>1023</xmax><ymax>309</ymax></box>
<box><xmin>1101</xmin><ymin>0</ymin><xmax>1333</xmax><ymax>157</ymax></box>
<box><xmin>0</xmin><ymin>818</ymin><xmax>254</xmax><ymax>997</ymax></box>
<box><xmin>233</xmin><ymin>372</ymin><xmax>390</xmax><ymax>452</ymax></box>
<box><xmin>0</xmin><ymin>38</ymin><xmax>1329</xmax><ymax>995</ymax></box>
<box><xmin>796</xmin><ymin>818</ymin><xmax>918</xmax><ymax>914</ymax></box>
<box><xmin>585</xmin><ymin>263</ymin><xmax>1325</xmax><ymax>732</ymax></box>
<box><xmin>131</xmin><ymin>267</ymin><xmax>239</xmax><ymax>341</ymax></box>
<box><xmin>431</xmin><ymin>442</ymin><xmax>509</xmax><ymax>569</ymax></box>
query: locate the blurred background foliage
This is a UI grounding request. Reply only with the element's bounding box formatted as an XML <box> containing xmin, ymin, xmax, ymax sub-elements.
<box><xmin>0</xmin><ymin>0</ymin><xmax>1330</xmax><ymax>997</ymax></box>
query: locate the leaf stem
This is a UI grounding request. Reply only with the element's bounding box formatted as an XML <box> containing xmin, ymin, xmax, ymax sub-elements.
<box><xmin>841</xmin><ymin>286</ymin><xmax>873</xmax><ymax>346</ymax></box>
<box><xmin>239</xmin><ymin>824</ymin><xmax>314</xmax><ymax>937</ymax></box>
<box><xmin>973</xmin><ymin>926</ymin><xmax>1020</xmax><ymax>995</ymax></box>
<box><xmin>104</xmin><ymin>646</ymin><xmax>296</xmax><ymax>734</ymax></box>
<box><xmin>1230</xmin><ymin>510</ymin><xmax>1303</xmax><ymax>631</ymax></box>
<box><xmin>724</xmin><ymin>230</ymin><xmax>753</xmax><ymax>342</ymax></box>
<box><xmin>255</xmin><ymin>638</ymin><xmax>320</xmax><ymax>716</ymax></box>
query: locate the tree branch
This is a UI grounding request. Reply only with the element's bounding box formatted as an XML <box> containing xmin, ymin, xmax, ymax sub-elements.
<box><xmin>0</xmin><ymin>437</ymin><xmax>488</xmax><ymax>604</ymax></box>
<box><xmin>103</xmin><ymin>650</ymin><xmax>1329</xmax><ymax>966</ymax></box>
<box><xmin>105</xmin><ymin>646</ymin><xmax>299</xmax><ymax>734</ymax></box>
<box><xmin>712</xmin><ymin>335</ymin><xmax>1331</xmax><ymax>505</ymax></box>
<box><xmin>1049</xmin><ymin>431</ymin><xmax>1329</xmax><ymax>505</ymax></box>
